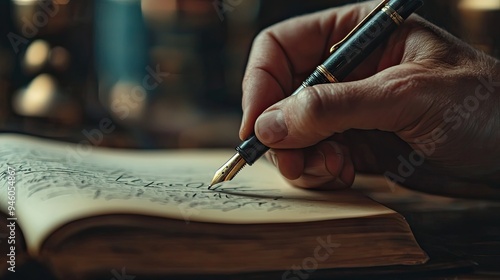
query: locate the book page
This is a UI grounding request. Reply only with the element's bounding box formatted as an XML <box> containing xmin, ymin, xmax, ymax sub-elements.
<box><xmin>0</xmin><ymin>134</ymin><xmax>393</xmax><ymax>254</ymax></box>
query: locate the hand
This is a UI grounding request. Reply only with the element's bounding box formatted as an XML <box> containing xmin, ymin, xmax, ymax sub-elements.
<box><xmin>239</xmin><ymin>0</ymin><xmax>500</xmax><ymax>198</ymax></box>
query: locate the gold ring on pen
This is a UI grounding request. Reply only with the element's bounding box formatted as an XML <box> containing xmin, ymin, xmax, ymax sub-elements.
<box><xmin>382</xmin><ymin>5</ymin><xmax>404</xmax><ymax>26</ymax></box>
<box><xmin>317</xmin><ymin>65</ymin><xmax>339</xmax><ymax>83</ymax></box>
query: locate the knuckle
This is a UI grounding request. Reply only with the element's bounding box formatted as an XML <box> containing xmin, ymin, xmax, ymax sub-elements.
<box><xmin>377</xmin><ymin>70</ymin><xmax>430</xmax><ymax>130</ymax></box>
<box><xmin>302</xmin><ymin>87</ymin><xmax>327</xmax><ymax>118</ymax></box>
<box><xmin>254</xmin><ymin>27</ymin><xmax>274</xmax><ymax>45</ymax></box>
<box><xmin>380</xmin><ymin>71</ymin><xmax>424</xmax><ymax>98</ymax></box>
<box><xmin>294</xmin><ymin>87</ymin><xmax>333</xmax><ymax>138</ymax></box>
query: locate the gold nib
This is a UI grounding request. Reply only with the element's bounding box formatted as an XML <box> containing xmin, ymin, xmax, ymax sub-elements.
<box><xmin>209</xmin><ymin>153</ymin><xmax>247</xmax><ymax>188</ymax></box>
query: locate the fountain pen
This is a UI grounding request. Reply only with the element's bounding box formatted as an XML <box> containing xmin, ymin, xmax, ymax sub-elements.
<box><xmin>209</xmin><ymin>0</ymin><xmax>423</xmax><ymax>187</ymax></box>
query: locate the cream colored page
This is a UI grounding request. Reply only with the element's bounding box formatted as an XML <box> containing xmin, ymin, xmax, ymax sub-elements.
<box><xmin>0</xmin><ymin>134</ymin><xmax>393</xmax><ymax>254</ymax></box>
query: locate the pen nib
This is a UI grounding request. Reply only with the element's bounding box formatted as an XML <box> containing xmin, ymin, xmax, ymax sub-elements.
<box><xmin>209</xmin><ymin>153</ymin><xmax>247</xmax><ymax>188</ymax></box>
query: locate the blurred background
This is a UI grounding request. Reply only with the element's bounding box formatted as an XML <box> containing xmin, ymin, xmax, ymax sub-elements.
<box><xmin>1</xmin><ymin>0</ymin><xmax>499</xmax><ymax>149</ymax></box>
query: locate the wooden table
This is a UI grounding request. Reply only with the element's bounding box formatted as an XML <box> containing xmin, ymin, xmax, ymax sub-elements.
<box><xmin>352</xmin><ymin>176</ymin><xmax>500</xmax><ymax>280</ymax></box>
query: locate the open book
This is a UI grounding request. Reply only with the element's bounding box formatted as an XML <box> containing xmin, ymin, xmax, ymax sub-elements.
<box><xmin>0</xmin><ymin>134</ymin><xmax>427</xmax><ymax>279</ymax></box>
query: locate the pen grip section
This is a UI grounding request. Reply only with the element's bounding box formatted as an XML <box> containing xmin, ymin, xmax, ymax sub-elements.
<box><xmin>302</xmin><ymin>68</ymin><xmax>332</xmax><ymax>87</ymax></box>
<box><xmin>236</xmin><ymin>136</ymin><xmax>269</xmax><ymax>165</ymax></box>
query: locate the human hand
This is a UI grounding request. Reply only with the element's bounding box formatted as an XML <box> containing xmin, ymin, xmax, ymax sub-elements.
<box><xmin>239</xmin><ymin>0</ymin><xmax>500</xmax><ymax>197</ymax></box>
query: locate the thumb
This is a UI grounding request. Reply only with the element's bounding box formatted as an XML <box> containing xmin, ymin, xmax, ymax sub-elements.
<box><xmin>254</xmin><ymin>67</ymin><xmax>425</xmax><ymax>149</ymax></box>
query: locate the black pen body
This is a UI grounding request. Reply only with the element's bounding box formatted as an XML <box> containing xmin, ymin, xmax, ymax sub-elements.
<box><xmin>305</xmin><ymin>0</ymin><xmax>423</xmax><ymax>85</ymax></box>
<box><xmin>236</xmin><ymin>0</ymin><xmax>423</xmax><ymax>166</ymax></box>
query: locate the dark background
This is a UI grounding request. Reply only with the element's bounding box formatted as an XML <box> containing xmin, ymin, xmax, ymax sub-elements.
<box><xmin>1</xmin><ymin>0</ymin><xmax>499</xmax><ymax>149</ymax></box>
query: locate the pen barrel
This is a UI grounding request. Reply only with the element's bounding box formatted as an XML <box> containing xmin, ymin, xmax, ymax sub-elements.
<box><xmin>325</xmin><ymin>11</ymin><xmax>398</xmax><ymax>81</ymax></box>
<box><xmin>304</xmin><ymin>0</ymin><xmax>423</xmax><ymax>86</ymax></box>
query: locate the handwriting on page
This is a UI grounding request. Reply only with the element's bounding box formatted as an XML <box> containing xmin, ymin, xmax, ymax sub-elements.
<box><xmin>0</xmin><ymin>144</ymin><xmax>293</xmax><ymax>213</ymax></box>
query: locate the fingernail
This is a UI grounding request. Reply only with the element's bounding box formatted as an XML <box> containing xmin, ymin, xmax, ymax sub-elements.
<box><xmin>255</xmin><ymin>110</ymin><xmax>288</xmax><ymax>144</ymax></box>
<box><xmin>334</xmin><ymin>178</ymin><xmax>349</xmax><ymax>189</ymax></box>
<box><xmin>303</xmin><ymin>150</ymin><xmax>327</xmax><ymax>176</ymax></box>
<box><xmin>329</xmin><ymin>141</ymin><xmax>341</xmax><ymax>152</ymax></box>
<box><xmin>270</xmin><ymin>152</ymin><xmax>279</xmax><ymax>168</ymax></box>
<box><xmin>325</xmin><ymin>141</ymin><xmax>344</xmax><ymax>176</ymax></box>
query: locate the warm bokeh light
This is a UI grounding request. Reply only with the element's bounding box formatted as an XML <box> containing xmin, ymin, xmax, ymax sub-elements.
<box><xmin>23</xmin><ymin>39</ymin><xmax>50</xmax><ymax>73</ymax></box>
<box><xmin>459</xmin><ymin>0</ymin><xmax>500</xmax><ymax>10</ymax></box>
<box><xmin>141</xmin><ymin>0</ymin><xmax>177</xmax><ymax>22</ymax></box>
<box><xmin>13</xmin><ymin>0</ymin><xmax>70</xmax><ymax>5</ymax></box>
<box><xmin>12</xmin><ymin>0</ymin><xmax>38</xmax><ymax>5</ymax></box>
<box><xmin>109</xmin><ymin>81</ymin><xmax>147</xmax><ymax>122</ymax></box>
<box><xmin>13</xmin><ymin>74</ymin><xmax>58</xmax><ymax>117</ymax></box>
